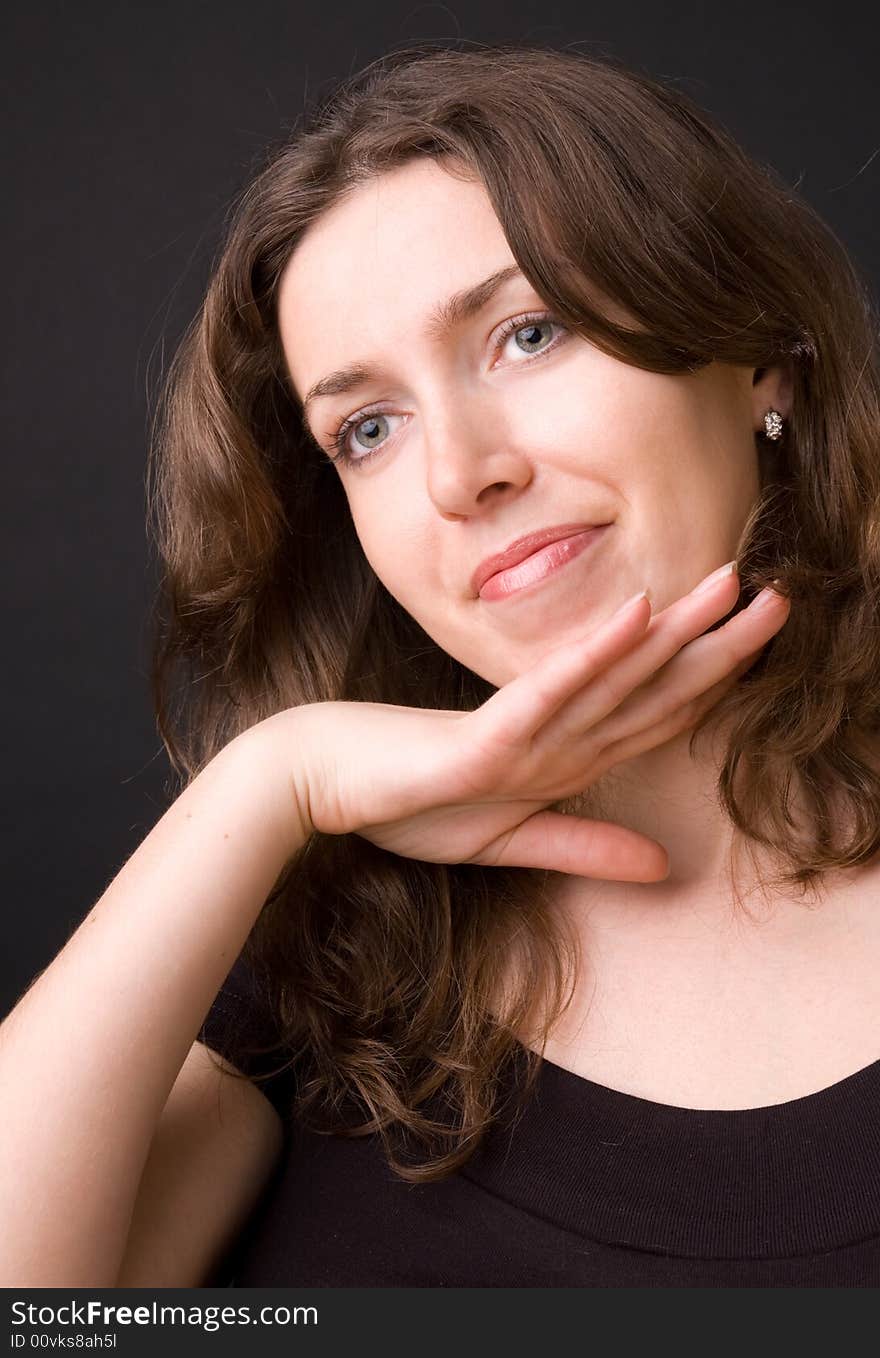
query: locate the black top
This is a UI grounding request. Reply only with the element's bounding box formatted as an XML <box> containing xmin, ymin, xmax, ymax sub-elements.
<box><xmin>199</xmin><ymin>954</ymin><xmax>880</xmax><ymax>1287</ymax></box>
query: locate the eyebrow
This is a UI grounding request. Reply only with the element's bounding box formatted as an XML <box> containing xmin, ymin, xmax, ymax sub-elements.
<box><xmin>300</xmin><ymin>263</ymin><xmax>527</xmax><ymax>428</ymax></box>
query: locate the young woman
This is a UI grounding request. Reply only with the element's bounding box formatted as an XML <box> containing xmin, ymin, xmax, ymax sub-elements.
<box><xmin>3</xmin><ymin>42</ymin><xmax>880</xmax><ymax>1288</ymax></box>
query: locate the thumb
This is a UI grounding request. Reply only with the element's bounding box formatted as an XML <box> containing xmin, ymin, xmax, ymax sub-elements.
<box><xmin>482</xmin><ymin>810</ymin><xmax>670</xmax><ymax>882</ymax></box>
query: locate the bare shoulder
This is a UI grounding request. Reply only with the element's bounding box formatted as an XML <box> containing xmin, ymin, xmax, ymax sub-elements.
<box><xmin>115</xmin><ymin>1040</ymin><xmax>285</xmax><ymax>1287</ymax></box>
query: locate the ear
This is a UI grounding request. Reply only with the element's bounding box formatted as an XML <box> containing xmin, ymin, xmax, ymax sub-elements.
<box><xmin>751</xmin><ymin>361</ymin><xmax>794</xmax><ymax>431</ymax></box>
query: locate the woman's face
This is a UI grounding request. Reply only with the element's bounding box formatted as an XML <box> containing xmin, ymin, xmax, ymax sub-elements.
<box><xmin>278</xmin><ymin>157</ymin><xmax>787</xmax><ymax>687</ymax></box>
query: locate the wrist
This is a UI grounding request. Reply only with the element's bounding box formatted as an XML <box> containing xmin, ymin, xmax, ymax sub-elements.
<box><xmin>235</xmin><ymin>706</ymin><xmax>319</xmax><ymax>849</ymax></box>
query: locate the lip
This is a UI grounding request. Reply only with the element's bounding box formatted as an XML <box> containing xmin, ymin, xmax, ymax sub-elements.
<box><xmin>471</xmin><ymin>522</ymin><xmax>609</xmax><ymax>600</ymax></box>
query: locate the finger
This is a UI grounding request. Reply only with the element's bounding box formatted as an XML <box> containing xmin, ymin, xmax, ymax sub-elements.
<box><xmin>478</xmin><ymin>591</ymin><xmax>653</xmax><ymax>747</ymax></box>
<box><xmin>580</xmin><ymin>592</ymin><xmax>787</xmax><ymax>751</ymax></box>
<box><xmin>487</xmin><ymin>570</ymin><xmax>740</xmax><ymax>755</ymax></box>
<box><xmin>590</xmin><ymin>649</ymin><xmax>763</xmax><ymax>775</ymax></box>
<box><xmin>474</xmin><ymin>809</ymin><xmax>670</xmax><ymax>882</ymax></box>
<box><xmin>553</xmin><ymin>583</ymin><xmax>787</xmax><ymax>745</ymax></box>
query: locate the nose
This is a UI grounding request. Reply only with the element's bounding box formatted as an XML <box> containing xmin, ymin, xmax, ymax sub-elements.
<box><xmin>422</xmin><ymin>399</ymin><xmax>534</xmax><ymax>520</ymax></box>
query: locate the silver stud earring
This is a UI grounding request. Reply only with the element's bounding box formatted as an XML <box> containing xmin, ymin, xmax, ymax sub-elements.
<box><xmin>763</xmin><ymin>409</ymin><xmax>784</xmax><ymax>440</ymax></box>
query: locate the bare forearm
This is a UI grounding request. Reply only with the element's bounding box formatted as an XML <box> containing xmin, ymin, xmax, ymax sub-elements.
<box><xmin>0</xmin><ymin>722</ymin><xmax>309</xmax><ymax>1287</ymax></box>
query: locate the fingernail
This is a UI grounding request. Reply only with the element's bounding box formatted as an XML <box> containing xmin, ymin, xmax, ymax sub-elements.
<box><xmin>753</xmin><ymin>584</ymin><xmax>786</xmax><ymax>609</ymax></box>
<box><xmin>694</xmin><ymin>560</ymin><xmax>738</xmax><ymax>594</ymax></box>
<box><xmin>615</xmin><ymin>588</ymin><xmax>652</xmax><ymax>614</ymax></box>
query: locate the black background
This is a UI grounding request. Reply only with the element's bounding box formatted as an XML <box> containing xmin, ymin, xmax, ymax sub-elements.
<box><xmin>2</xmin><ymin>1</ymin><xmax>878</xmax><ymax>1013</ymax></box>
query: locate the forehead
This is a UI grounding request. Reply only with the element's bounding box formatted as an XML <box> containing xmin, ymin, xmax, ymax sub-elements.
<box><xmin>277</xmin><ymin>160</ymin><xmax>516</xmax><ymax>388</ymax></box>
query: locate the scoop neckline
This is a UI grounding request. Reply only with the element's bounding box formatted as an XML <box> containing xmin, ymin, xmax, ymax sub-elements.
<box><xmin>460</xmin><ymin>1040</ymin><xmax>880</xmax><ymax>1258</ymax></box>
<box><xmin>529</xmin><ymin>1042</ymin><xmax>880</xmax><ymax>1120</ymax></box>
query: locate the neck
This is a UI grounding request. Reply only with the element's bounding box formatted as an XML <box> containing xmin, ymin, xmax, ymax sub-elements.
<box><xmin>550</xmin><ymin>712</ymin><xmax>833</xmax><ymax>933</ymax></box>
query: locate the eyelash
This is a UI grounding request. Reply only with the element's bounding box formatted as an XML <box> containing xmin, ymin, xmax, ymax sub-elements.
<box><xmin>323</xmin><ymin>311</ymin><xmax>570</xmax><ymax>468</ymax></box>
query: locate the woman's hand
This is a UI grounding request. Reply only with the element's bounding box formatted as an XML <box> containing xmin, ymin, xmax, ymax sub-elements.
<box><xmin>262</xmin><ymin>566</ymin><xmax>789</xmax><ymax>883</ymax></box>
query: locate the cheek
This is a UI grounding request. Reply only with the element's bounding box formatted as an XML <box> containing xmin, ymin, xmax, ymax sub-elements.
<box><xmin>350</xmin><ymin>498</ymin><xmax>435</xmax><ymax>606</ymax></box>
<box><xmin>350</xmin><ymin>499</ymin><xmax>475</xmax><ymax>659</ymax></box>
<box><xmin>540</xmin><ymin>361</ymin><xmax>684</xmax><ymax>484</ymax></box>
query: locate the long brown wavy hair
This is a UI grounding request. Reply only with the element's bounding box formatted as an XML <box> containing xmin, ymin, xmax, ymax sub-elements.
<box><xmin>147</xmin><ymin>41</ymin><xmax>880</xmax><ymax>1181</ymax></box>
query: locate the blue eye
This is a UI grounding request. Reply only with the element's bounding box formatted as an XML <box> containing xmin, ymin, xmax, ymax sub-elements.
<box><xmin>499</xmin><ymin>316</ymin><xmax>559</xmax><ymax>355</ymax></box>
<box><xmin>324</xmin><ymin>312</ymin><xmax>569</xmax><ymax>468</ymax></box>
<box><xmin>338</xmin><ymin>412</ymin><xmax>389</xmax><ymax>456</ymax></box>
<box><xmin>325</xmin><ymin>410</ymin><xmax>399</xmax><ymax>466</ymax></box>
